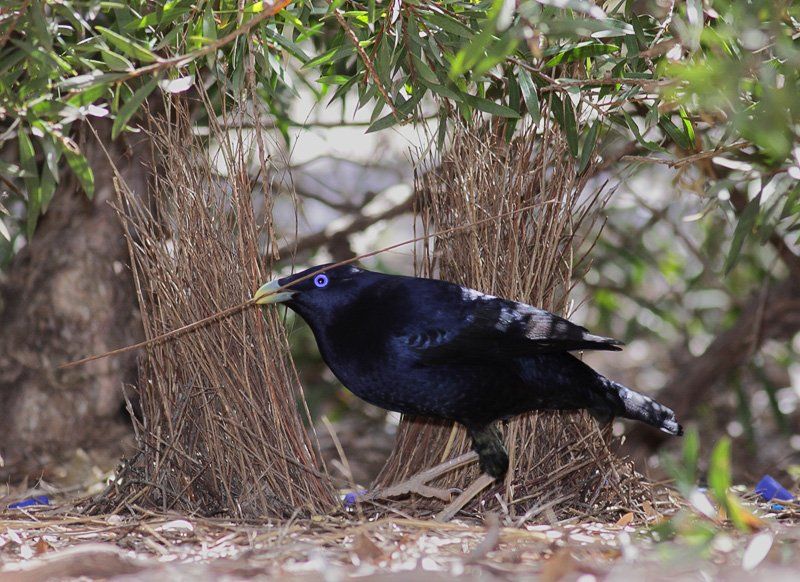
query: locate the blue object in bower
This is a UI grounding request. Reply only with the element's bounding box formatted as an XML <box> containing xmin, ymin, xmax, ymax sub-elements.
<box><xmin>755</xmin><ymin>475</ymin><xmax>794</xmax><ymax>502</ymax></box>
<box><xmin>342</xmin><ymin>490</ymin><xmax>368</xmax><ymax>507</ymax></box>
<box><xmin>8</xmin><ymin>495</ymin><xmax>50</xmax><ymax>509</ymax></box>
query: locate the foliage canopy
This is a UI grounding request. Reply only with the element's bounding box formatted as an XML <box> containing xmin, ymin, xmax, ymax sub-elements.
<box><xmin>0</xmin><ymin>0</ymin><xmax>798</xmax><ymax>269</ymax></box>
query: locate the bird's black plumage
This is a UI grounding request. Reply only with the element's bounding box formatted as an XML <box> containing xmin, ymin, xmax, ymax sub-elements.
<box><xmin>257</xmin><ymin>264</ymin><xmax>682</xmax><ymax>479</ymax></box>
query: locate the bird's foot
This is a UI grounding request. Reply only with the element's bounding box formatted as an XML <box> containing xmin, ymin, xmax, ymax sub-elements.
<box><xmin>363</xmin><ymin>451</ymin><xmax>479</xmax><ymax>503</ymax></box>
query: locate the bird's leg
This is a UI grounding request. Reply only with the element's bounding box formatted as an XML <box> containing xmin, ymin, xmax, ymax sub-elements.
<box><xmin>435</xmin><ymin>424</ymin><xmax>508</xmax><ymax>522</ymax></box>
<box><xmin>469</xmin><ymin>424</ymin><xmax>509</xmax><ymax>480</ymax></box>
<box><xmin>364</xmin><ymin>450</ymin><xmax>479</xmax><ymax>502</ymax></box>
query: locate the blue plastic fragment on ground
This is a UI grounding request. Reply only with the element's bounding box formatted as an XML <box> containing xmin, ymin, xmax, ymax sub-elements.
<box><xmin>8</xmin><ymin>495</ymin><xmax>50</xmax><ymax>509</ymax></box>
<box><xmin>755</xmin><ymin>475</ymin><xmax>794</xmax><ymax>502</ymax></box>
<box><xmin>772</xmin><ymin>504</ymin><xmax>785</xmax><ymax>511</ymax></box>
<box><xmin>342</xmin><ymin>490</ymin><xmax>368</xmax><ymax>507</ymax></box>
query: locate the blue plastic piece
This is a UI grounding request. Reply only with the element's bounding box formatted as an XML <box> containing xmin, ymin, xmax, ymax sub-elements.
<box><xmin>755</xmin><ymin>475</ymin><xmax>794</xmax><ymax>502</ymax></box>
<box><xmin>342</xmin><ymin>490</ymin><xmax>368</xmax><ymax>507</ymax></box>
<box><xmin>771</xmin><ymin>504</ymin><xmax>785</xmax><ymax>511</ymax></box>
<box><xmin>8</xmin><ymin>495</ymin><xmax>50</xmax><ymax>509</ymax></box>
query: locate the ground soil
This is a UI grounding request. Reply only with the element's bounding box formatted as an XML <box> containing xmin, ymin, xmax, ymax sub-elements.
<box><xmin>2</xmin><ymin>486</ymin><xmax>799</xmax><ymax>581</ymax></box>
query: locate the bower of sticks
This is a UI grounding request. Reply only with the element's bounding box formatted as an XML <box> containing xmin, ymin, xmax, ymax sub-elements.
<box><xmin>0</xmin><ymin>90</ymin><xmax>694</xmax><ymax>579</ymax></box>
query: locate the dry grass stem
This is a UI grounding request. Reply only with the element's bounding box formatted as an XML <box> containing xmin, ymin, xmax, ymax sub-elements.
<box><xmin>86</xmin><ymin>97</ymin><xmax>335</xmax><ymax>518</ymax></box>
<box><xmin>376</xmin><ymin>110</ymin><xmax>652</xmax><ymax>521</ymax></box>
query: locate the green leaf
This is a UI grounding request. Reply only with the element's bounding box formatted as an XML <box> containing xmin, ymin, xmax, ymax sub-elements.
<box><xmin>303</xmin><ymin>44</ymin><xmax>356</xmax><ymax>69</ymax></box>
<box><xmin>423</xmin><ymin>12</ymin><xmax>474</xmax><ymax>38</ymax></box>
<box><xmin>418</xmin><ymin>78</ymin><xmax>463</xmax><ymax>102</ymax></box>
<box><xmin>101</xmin><ymin>48</ymin><xmax>134</xmax><ymax>71</ymax></box>
<box><xmin>681</xmin><ymin>427</ymin><xmax>700</xmax><ymax>486</ymax></box>
<box><xmin>39</xmin><ymin>163</ymin><xmax>57</xmax><ymax>212</ymax></box>
<box><xmin>449</xmin><ymin>26</ymin><xmax>494</xmax><ymax>78</ymax></box>
<box><xmin>96</xmin><ymin>26</ymin><xmax>158</xmax><ymax>63</ymax></box>
<box><xmin>411</xmin><ymin>54</ymin><xmax>438</xmax><ymax>85</ymax></box>
<box><xmin>463</xmin><ymin>94</ymin><xmax>520</xmax><ymax>118</ymax></box>
<box><xmin>65</xmin><ymin>150</ymin><xmax>95</xmax><ymax>199</ymax></box>
<box><xmin>708</xmin><ymin>438</ymin><xmax>731</xmax><ymax>506</ymax></box>
<box><xmin>505</xmin><ymin>71</ymin><xmax>521</xmax><ymax>140</ymax></box>
<box><xmin>578</xmin><ymin>120</ymin><xmax>600</xmax><ymax>174</ymax></box>
<box><xmin>317</xmin><ymin>75</ymin><xmax>351</xmax><ymax>85</ymax></box>
<box><xmin>67</xmin><ymin>84</ymin><xmax>109</xmax><ymax>107</ymax></box>
<box><xmin>112</xmin><ymin>78</ymin><xmax>159</xmax><ymax>139</ymax></box>
<box><xmin>544</xmin><ymin>41</ymin><xmax>620</xmax><ymax>67</ymax></box>
<box><xmin>366</xmin><ymin>109</ymin><xmax>405</xmax><ymax>134</ymax></box>
<box><xmin>552</xmin><ymin>96</ymin><xmax>579</xmax><ymax>157</ymax></box>
<box><xmin>659</xmin><ymin>115</ymin><xmax>692</xmax><ymax>150</ymax></box>
<box><xmin>18</xmin><ymin>131</ymin><xmax>40</xmax><ymax>239</ymax></box>
<box><xmin>517</xmin><ymin>69</ymin><xmax>540</xmax><ymax>122</ymax></box>
<box><xmin>17</xmin><ymin>130</ymin><xmax>38</xmax><ymax>189</ymax></box>
<box><xmin>679</xmin><ymin>107</ymin><xmax>695</xmax><ymax>146</ymax></box>
<box><xmin>620</xmin><ymin>111</ymin><xmax>662</xmax><ymax>152</ymax></box>
<box><xmin>724</xmin><ymin>193</ymin><xmax>761</xmax><ymax>274</ymax></box>
<box><xmin>264</xmin><ymin>27</ymin><xmax>309</xmax><ymax>64</ymax></box>
<box><xmin>366</xmin><ymin>88</ymin><xmax>427</xmax><ymax>133</ymax></box>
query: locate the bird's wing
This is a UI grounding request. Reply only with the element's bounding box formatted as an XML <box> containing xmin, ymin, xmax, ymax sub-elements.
<box><xmin>400</xmin><ymin>291</ymin><xmax>623</xmax><ymax>364</ymax></box>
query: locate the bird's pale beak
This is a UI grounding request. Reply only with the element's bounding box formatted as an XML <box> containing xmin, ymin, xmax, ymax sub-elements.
<box><xmin>253</xmin><ymin>278</ymin><xmax>296</xmax><ymax>305</ymax></box>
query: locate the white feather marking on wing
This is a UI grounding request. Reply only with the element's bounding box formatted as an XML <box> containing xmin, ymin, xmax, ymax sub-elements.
<box><xmin>461</xmin><ymin>287</ymin><xmax>495</xmax><ymax>301</ymax></box>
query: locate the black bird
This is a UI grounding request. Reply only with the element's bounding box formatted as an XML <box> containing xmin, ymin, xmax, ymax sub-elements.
<box><xmin>255</xmin><ymin>264</ymin><xmax>682</xmax><ymax>480</ymax></box>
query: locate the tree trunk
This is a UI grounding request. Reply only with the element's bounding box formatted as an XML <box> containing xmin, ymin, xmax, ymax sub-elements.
<box><xmin>0</xmin><ymin>123</ymin><xmax>146</xmax><ymax>480</ymax></box>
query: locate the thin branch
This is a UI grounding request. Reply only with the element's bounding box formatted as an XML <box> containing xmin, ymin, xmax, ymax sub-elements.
<box><xmin>329</xmin><ymin>4</ymin><xmax>400</xmax><ymax>120</ymax></box>
<box><xmin>0</xmin><ymin>0</ymin><xmax>31</xmax><ymax>50</ymax></box>
<box><xmin>622</xmin><ymin>140</ymin><xmax>751</xmax><ymax>168</ymax></box>
<box><xmin>277</xmin><ymin>192</ymin><xmax>413</xmax><ymax>258</ymax></box>
<box><xmin>191</xmin><ymin>112</ymin><xmax>439</xmax><ymax>135</ymax></box>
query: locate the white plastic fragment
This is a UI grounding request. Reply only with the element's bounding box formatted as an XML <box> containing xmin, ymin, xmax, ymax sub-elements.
<box><xmin>742</xmin><ymin>532</ymin><xmax>773</xmax><ymax>572</ymax></box>
<box><xmin>155</xmin><ymin>519</ymin><xmax>194</xmax><ymax>532</ymax></box>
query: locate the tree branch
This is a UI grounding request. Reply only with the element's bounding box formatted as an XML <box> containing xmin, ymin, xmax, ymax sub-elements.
<box><xmin>276</xmin><ymin>193</ymin><xmax>414</xmax><ymax>259</ymax></box>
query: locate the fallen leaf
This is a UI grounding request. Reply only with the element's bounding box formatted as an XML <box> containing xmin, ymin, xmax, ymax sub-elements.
<box><xmin>353</xmin><ymin>532</ymin><xmax>384</xmax><ymax>562</ymax></box>
<box><xmin>540</xmin><ymin>548</ymin><xmax>578</xmax><ymax>582</ymax></box>
<box><xmin>642</xmin><ymin>501</ymin><xmax>665</xmax><ymax>524</ymax></box>
<box><xmin>34</xmin><ymin>538</ymin><xmax>52</xmax><ymax>555</ymax></box>
<box><xmin>614</xmin><ymin>512</ymin><xmax>634</xmax><ymax>528</ymax></box>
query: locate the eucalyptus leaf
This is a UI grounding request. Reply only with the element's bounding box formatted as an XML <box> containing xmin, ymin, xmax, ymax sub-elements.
<box><xmin>578</xmin><ymin>120</ymin><xmax>600</xmax><ymax>174</ymax></box>
<box><xmin>112</xmin><ymin>77</ymin><xmax>159</xmax><ymax>139</ymax></box>
<box><xmin>96</xmin><ymin>26</ymin><xmax>158</xmax><ymax>63</ymax></box>
<box><xmin>65</xmin><ymin>150</ymin><xmax>95</xmax><ymax>200</ymax></box>
<box><xmin>463</xmin><ymin>94</ymin><xmax>520</xmax><ymax>118</ymax></box>
<box><xmin>724</xmin><ymin>193</ymin><xmax>761</xmax><ymax>274</ymax></box>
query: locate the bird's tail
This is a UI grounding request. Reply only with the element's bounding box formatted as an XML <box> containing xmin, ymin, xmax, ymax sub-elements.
<box><xmin>595</xmin><ymin>378</ymin><xmax>683</xmax><ymax>436</ymax></box>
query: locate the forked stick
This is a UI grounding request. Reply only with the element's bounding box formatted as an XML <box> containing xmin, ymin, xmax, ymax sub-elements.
<box><xmin>363</xmin><ymin>451</ymin><xmax>479</xmax><ymax>503</ymax></box>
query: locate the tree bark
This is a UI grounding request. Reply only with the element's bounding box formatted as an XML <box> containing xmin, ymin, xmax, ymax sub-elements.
<box><xmin>0</xmin><ymin>123</ymin><xmax>146</xmax><ymax>479</ymax></box>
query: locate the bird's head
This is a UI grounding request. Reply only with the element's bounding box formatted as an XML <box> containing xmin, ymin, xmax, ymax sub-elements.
<box><xmin>253</xmin><ymin>263</ymin><xmax>376</xmax><ymax>319</ymax></box>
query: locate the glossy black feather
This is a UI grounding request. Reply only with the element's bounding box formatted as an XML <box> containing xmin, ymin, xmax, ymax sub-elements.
<box><xmin>270</xmin><ymin>264</ymin><xmax>682</xmax><ymax>478</ymax></box>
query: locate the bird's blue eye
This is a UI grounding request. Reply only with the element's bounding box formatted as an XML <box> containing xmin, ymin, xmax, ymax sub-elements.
<box><xmin>314</xmin><ymin>274</ymin><xmax>329</xmax><ymax>288</ymax></box>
